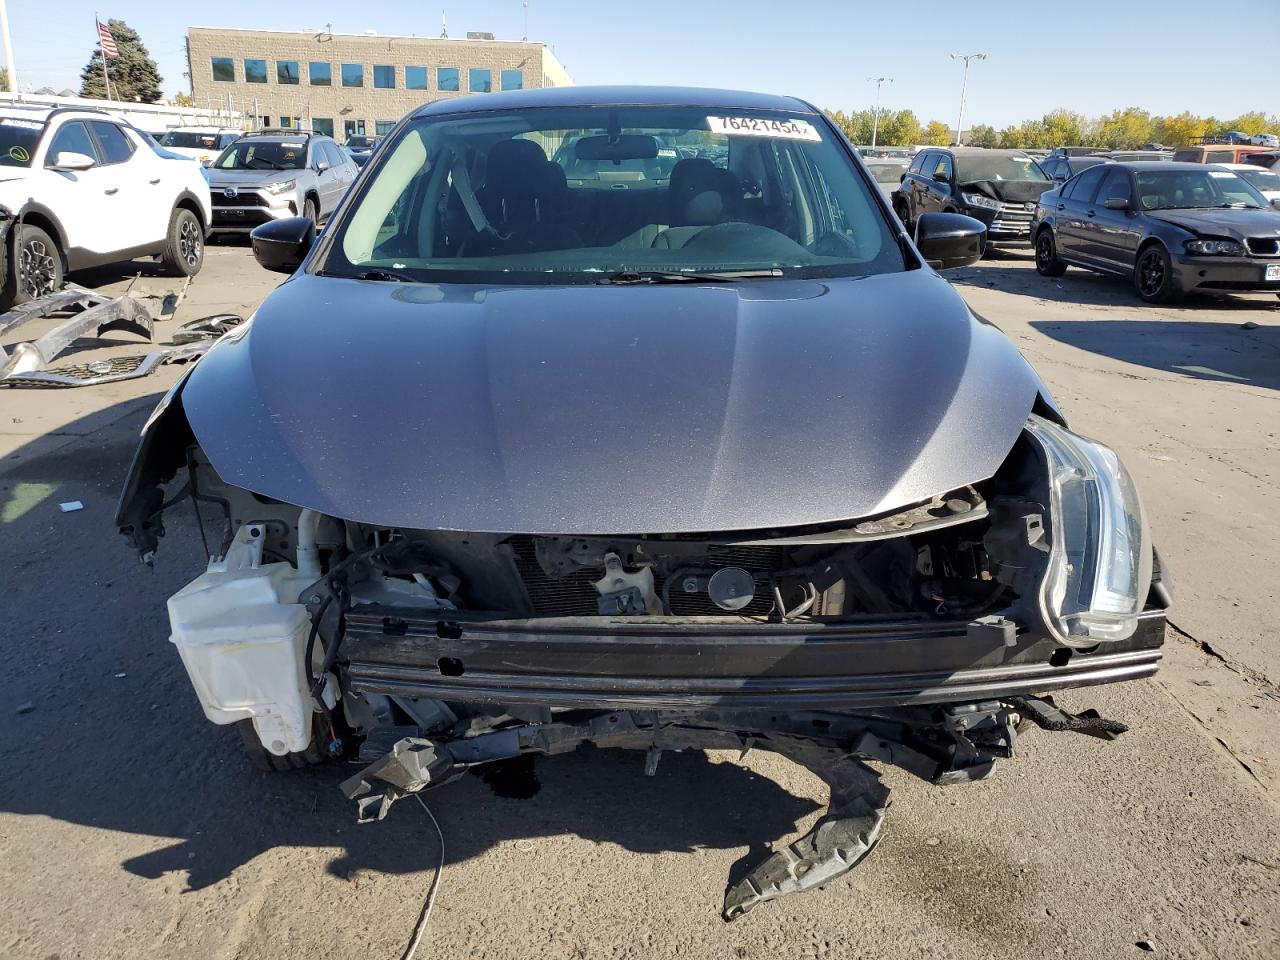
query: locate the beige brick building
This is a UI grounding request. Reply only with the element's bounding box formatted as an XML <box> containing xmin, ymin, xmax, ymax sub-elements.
<box><xmin>186</xmin><ymin>26</ymin><xmax>572</xmax><ymax>142</ymax></box>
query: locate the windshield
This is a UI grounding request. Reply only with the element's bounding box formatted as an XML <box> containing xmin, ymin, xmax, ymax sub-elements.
<box><xmin>0</xmin><ymin>116</ymin><xmax>44</xmax><ymax>168</ymax></box>
<box><xmin>955</xmin><ymin>154</ymin><xmax>1048</xmax><ymax>183</ymax></box>
<box><xmin>213</xmin><ymin>138</ymin><xmax>308</xmax><ymax>171</ymax></box>
<box><xmin>323</xmin><ymin>105</ymin><xmax>905</xmax><ymax>285</ymax></box>
<box><xmin>1234</xmin><ymin>168</ymin><xmax>1280</xmax><ymax>195</ymax></box>
<box><xmin>1135</xmin><ymin>169</ymin><xmax>1268</xmax><ymax>210</ymax></box>
<box><xmin>347</xmin><ymin>136</ymin><xmax>375</xmax><ymax>149</ymax></box>
<box><xmin>162</xmin><ymin>131</ymin><xmax>223</xmax><ymax>150</ymax></box>
<box><xmin>866</xmin><ymin>161</ymin><xmax>907</xmax><ymax>184</ymax></box>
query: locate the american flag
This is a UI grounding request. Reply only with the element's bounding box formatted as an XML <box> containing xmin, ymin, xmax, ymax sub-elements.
<box><xmin>97</xmin><ymin>19</ymin><xmax>118</xmax><ymax>59</ymax></box>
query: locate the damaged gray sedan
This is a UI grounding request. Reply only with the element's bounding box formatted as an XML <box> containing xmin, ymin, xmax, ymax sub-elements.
<box><xmin>116</xmin><ymin>87</ymin><xmax>1169</xmax><ymax>920</ymax></box>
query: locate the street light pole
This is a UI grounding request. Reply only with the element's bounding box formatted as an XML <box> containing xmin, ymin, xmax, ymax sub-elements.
<box><xmin>867</xmin><ymin>76</ymin><xmax>892</xmax><ymax>148</ymax></box>
<box><xmin>949</xmin><ymin>52</ymin><xmax>985</xmax><ymax>146</ymax></box>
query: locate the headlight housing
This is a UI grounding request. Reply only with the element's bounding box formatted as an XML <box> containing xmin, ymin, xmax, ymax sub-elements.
<box><xmin>265</xmin><ymin>179</ymin><xmax>297</xmax><ymax>195</ymax></box>
<box><xmin>1184</xmin><ymin>238</ymin><xmax>1244</xmax><ymax>256</ymax></box>
<box><xmin>960</xmin><ymin>191</ymin><xmax>1001</xmax><ymax>210</ymax></box>
<box><xmin>1025</xmin><ymin>416</ymin><xmax>1152</xmax><ymax>647</ymax></box>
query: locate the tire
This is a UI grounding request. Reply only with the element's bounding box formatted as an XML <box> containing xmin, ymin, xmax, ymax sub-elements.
<box><xmin>1134</xmin><ymin>244</ymin><xmax>1178</xmax><ymax>303</ymax></box>
<box><xmin>1</xmin><ymin>223</ymin><xmax>63</xmax><ymax>310</ymax></box>
<box><xmin>159</xmin><ymin>206</ymin><xmax>204</xmax><ymax>277</ymax></box>
<box><xmin>235</xmin><ymin>709</ymin><xmax>357</xmax><ymax>771</ymax></box>
<box><xmin>894</xmin><ymin>199</ymin><xmax>912</xmax><ymax>232</ymax></box>
<box><xmin>303</xmin><ymin>197</ymin><xmax>318</xmax><ymax>224</ymax></box>
<box><xmin>1035</xmin><ymin>229</ymin><xmax>1067</xmax><ymax>277</ymax></box>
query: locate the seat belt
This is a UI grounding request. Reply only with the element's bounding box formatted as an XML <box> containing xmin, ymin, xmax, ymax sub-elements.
<box><xmin>450</xmin><ymin>151</ymin><xmax>502</xmax><ymax>238</ymax></box>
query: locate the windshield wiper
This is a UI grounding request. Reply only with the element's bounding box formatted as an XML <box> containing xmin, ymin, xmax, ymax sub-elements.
<box><xmin>601</xmin><ymin>269</ymin><xmax>784</xmax><ymax>285</ymax></box>
<box><xmin>355</xmin><ymin>268</ymin><xmax>417</xmax><ymax>283</ymax></box>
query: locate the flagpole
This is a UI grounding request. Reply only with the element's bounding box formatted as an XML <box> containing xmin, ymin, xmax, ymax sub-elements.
<box><xmin>96</xmin><ymin>15</ymin><xmax>112</xmax><ymax>101</ymax></box>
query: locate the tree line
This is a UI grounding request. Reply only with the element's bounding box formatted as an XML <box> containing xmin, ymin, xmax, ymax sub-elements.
<box><xmin>825</xmin><ymin>106</ymin><xmax>1280</xmax><ymax>149</ymax></box>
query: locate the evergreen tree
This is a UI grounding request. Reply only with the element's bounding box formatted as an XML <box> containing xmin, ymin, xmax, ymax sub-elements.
<box><xmin>78</xmin><ymin>19</ymin><xmax>162</xmax><ymax>103</ymax></box>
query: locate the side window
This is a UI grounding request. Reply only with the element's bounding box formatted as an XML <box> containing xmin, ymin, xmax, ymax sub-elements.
<box><xmin>1206</xmin><ymin>150</ymin><xmax>1233</xmax><ymax>164</ymax></box>
<box><xmin>908</xmin><ymin>152</ymin><xmax>927</xmax><ymax>174</ymax></box>
<box><xmin>323</xmin><ymin>142</ymin><xmax>346</xmax><ymax>168</ymax></box>
<box><xmin>1063</xmin><ymin>164</ymin><xmax>1106</xmax><ymax>202</ymax></box>
<box><xmin>932</xmin><ymin>155</ymin><xmax>952</xmax><ymax>181</ymax></box>
<box><xmin>89</xmin><ymin>122</ymin><xmax>136</xmax><ymax>165</ymax></box>
<box><xmin>1097</xmin><ymin>168</ymin><xmax>1131</xmax><ymax>205</ymax></box>
<box><xmin>45</xmin><ymin>121</ymin><xmax>100</xmax><ymax>166</ymax></box>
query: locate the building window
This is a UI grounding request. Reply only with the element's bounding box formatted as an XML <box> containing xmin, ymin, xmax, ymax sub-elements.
<box><xmin>244</xmin><ymin>59</ymin><xmax>268</xmax><ymax>84</ymax></box>
<box><xmin>405</xmin><ymin>66</ymin><xmax>428</xmax><ymax>90</ymax></box>
<box><xmin>438</xmin><ymin>67</ymin><xmax>459</xmax><ymax>91</ymax></box>
<box><xmin>309</xmin><ymin>62</ymin><xmax>331</xmax><ymax>86</ymax></box>
<box><xmin>501</xmin><ymin>69</ymin><xmax>523</xmax><ymax>91</ymax></box>
<box><xmin>277</xmin><ymin>60</ymin><xmax>300</xmax><ymax>85</ymax></box>
<box><xmin>375</xmin><ymin>120</ymin><xmax>396</xmax><ymax>136</ymax></box>
<box><xmin>312</xmin><ymin>117</ymin><xmax>334</xmax><ymax>138</ymax></box>
<box><xmin>279</xmin><ymin>116</ymin><xmax>297</xmax><ymax>129</ymax></box>
<box><xmin>469</xmin><ymin>68</ymin><xmax>492</xmax><ymax>93</ymax></box>
<box><xmin>211</xmin><ymin>57</ymin><xmax>235</xmax><ymax>82</ymax></box>
<box><xmin>343</xmin><ymin>119</ymin><xmax>366</xmax><ymax>141</ymax></box>
<box><xmin>341</xmin><ymin>63</ymin><xmax>364</xmax><ymax>88</ymax></box>
<box><xmin>373</xmin><ymin>65</ymin><xmax>395</xmax><ymax>89</ymax></box>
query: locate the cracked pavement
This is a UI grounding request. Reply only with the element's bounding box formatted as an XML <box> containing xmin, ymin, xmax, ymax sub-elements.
<box><xmin>1</xmin><ymin>246</ymin><xmax>1277</xmax><ymax>959</ymax></box>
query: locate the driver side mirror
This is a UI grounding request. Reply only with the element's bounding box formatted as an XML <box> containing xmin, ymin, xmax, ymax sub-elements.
<box><xmin>250</xmin><ymin>216</ymin><xmax>315</xmax><ymax>274</ymax></box>
<box><xmin>932</xmin><ymin>171</ymin><xmax>951</xmax><ymax>184</ymax></box>
<box><xmin>1272</xmin><ymin>197</ymin><xmax>1280</xmax><ymax>211</ymax></box>
<box><xmin>915</xmin><ymin>212</ymin><xmax>985</xmax><ymax>270</ymax></box>
<box><xmin>1103</xmin><ymin>197</ymin><xmax>1130</xmax><ymax>211</ymax></box>
<box><xmin>315</xmin><ymin>159</ymin><xmax>330</xmax><ymax>173</ymax></box>
<box><xmin>49</xmin><ymin>151</ymin><xmax>95</xmax><ymax>172</ymax></box>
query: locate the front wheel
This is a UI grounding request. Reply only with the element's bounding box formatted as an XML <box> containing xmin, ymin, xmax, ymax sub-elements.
<box><xmin>0</xmin><ymin>223</ymin><xmax>63</xmax><ymax>310</ymax></box>
<box><xmin>160</xmin><ymin>207</ymin><xmax>204</xmax><ymax>277</ymax></box>
<box><xmin>1035</xmin><ymin>230</ymin><xmax>1067</xmax><ymax>277</ymax></box>
<box><xmin>1134</xmin><ymin>244</ymin><xmax>1178</xmax><ymax>303</ymax></box>
<box><xmin>302</xmin><ymin>197</ymin><xmax>318</xmax><ymax>224</ymax></box>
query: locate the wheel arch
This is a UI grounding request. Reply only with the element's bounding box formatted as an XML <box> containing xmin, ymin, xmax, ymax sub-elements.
<box><xmin>12</xmin><ymin>202</ymin><xmax>70</xmax><ymax>270</ymax></box>
<box><xmin>173</xmin><ymin>189</ymin><xmax>207</xmax><ymax>234</ymax></box>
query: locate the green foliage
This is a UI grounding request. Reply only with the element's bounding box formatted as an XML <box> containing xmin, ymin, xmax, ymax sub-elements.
<box><xmin>826</xmin><ymin>107</ymin><xmax>922</xmax><ymax>146</ymax></box>
<box><xmin>0</xmin><ymin>67</ymin><xmax>8</xmax><ymax>93</ymax></box>
<box><xmin>78</xmin><ymin>19</ymin><xmax>163</xmax><ymax>103</ymax></box>
<box><xmin>967</xmin><ymin>124</ymin><xmax>999</xmax><ymax>148</ymax></box>
<box><xmin>920</xmin><ymin>120</ymin><xmax>952</xmax><ymax>146</ymax></box>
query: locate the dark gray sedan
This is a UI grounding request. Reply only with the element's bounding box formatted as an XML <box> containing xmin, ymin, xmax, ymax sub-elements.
<box><xmin>1031</xmin><ymin>161</ymin><xmax>1280</xmax><ymax>302</ymax></box>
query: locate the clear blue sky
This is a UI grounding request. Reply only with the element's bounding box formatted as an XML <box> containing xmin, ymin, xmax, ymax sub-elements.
<box><xmin>3</xmin><ymin>0</ymin><xmax>1268</xmax><ymax>127</ymax></box>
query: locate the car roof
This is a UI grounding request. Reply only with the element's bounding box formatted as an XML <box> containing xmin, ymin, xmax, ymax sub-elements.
<box><xmin>412</xmin><ymin>85</ymin><xmax>816</xmax><ymax>119</ymax></box>
<box><xmin>1110</xmin><ymin>161</ymin><xmax>1233</xmax><ymax>172</ymax></box>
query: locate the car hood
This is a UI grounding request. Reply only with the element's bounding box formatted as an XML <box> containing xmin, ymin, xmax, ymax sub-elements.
<box><xmin>181</xmin><ymin>271</ymin><xmax>1046</xmax><ymax>534</ymax></box>
<box><xmin>1146</xmin><ymin>207</ymin><xmax>1280</xmax><ymax>239</ymax></box>
<box><xmin>960</xmin><ymin>179</ymin><xmax>1053</xmax><ymax>204</ymax></box>
<box><xmin>207</xmin><ymin>169</ymin><xmax>301</xmax><ymax>188</ymax></box>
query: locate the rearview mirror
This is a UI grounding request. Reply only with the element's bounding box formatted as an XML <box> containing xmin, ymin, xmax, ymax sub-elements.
<box><xmin>914</xmin><ymin>212</ymin><xmax>985</xmax><ymax>270</ymax></box>
<box><xmin>250</xmin><ymin>216</ymin><xmax>315</xmax><ymax>274</ymax></box>
<box><xmin>1103</xmin><ymin>197</ymin><xmax>1130</xmax><ymax>210</ymax></box>
<box><xmin>575</xmin><ymin>134</ymin><xmax>658</xmax><ymax>162</ymax></box>
<box><xmin>50</xmin><ymin>151</ymin><xmax>95</xmax><ymax>171</ymax></box>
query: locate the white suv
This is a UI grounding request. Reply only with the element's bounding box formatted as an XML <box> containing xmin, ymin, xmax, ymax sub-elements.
<box><xmin>0</xmin><ymin>106</ymin><xmax>212</xmax><ymax>308</ymax></box>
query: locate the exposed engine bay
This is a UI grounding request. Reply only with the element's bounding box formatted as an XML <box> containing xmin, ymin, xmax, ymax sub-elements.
<box><xmin>118</xmin><ymin>397</ymin><xmax>1167</xmax><ymax>918</ymax></box>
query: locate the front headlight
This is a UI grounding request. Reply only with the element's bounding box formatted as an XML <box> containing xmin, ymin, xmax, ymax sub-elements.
<box><xmin>265</xmin><ymin>179</ymin><xmax>297</xmax><ymax>195</ymax></box>
<box><xmin>1026</xmin><ymin>416</ymin><xmax>1152</xmax><ymax>647</ymax></box>
<box><xmin>1184</xmin><ymin>238</ymin><xmax>1244</xmax><ymax>256</ymax></box>
<box><xmin>960</xmin><ymin>191</ymin><xmax>1001</xmax><ymax>210</ymax></box>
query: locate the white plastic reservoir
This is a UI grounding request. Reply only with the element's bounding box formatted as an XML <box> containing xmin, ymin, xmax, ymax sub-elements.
<box><xmin>167</xmin><ymin>523</ymin><xmax>315</xmax><ymax>756</ymax></box>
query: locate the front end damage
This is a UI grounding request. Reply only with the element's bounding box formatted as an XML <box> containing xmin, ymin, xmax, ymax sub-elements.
<box><xmin>117</xmin><ymin>382</ymin><xmax>1168</xmax><ymax>919</ymax></box>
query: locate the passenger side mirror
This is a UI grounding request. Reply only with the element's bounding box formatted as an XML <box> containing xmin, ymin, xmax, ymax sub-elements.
<box><xmin>932</xmin><ymin>171</ymin><xmax>951</xmax><ymax>183</ymax></box>
<box><xmin>1272</xmin><ymin>197</ymin><xmax>1280</xmax><ymax>211</ymax></box>
<box><xmin>1103</xmin><ymin>197</ymin><xmax>1130</xmax><ymax>210</ymax></box>
<box><xmin>50</xmin><ymin>151</ymin><xmax>95</xmax><ymax>171</ymax></box>
<box><xmin>315</xmin><ymin>159</ymin><xmax>330</xmax><ymax>172</ymax></box>
<box><xmin>250</xmin><ymin>216</ymin><xmax>315</xmax><ymax>274</ymax></box>
<box><xmin>914</xmin><ymin>212</ymin><xmax>985</xmax><ymax>270</ymax></box>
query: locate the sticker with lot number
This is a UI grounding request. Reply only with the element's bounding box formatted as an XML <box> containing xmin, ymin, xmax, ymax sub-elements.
<box><xmin>706</xmin><ymin>116</ymin><xmax>821</xmax><ymax>141</ymax></box>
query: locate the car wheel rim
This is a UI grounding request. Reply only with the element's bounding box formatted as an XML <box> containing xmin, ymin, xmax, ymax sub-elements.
<box><xmin>18</xmin><ymin>239</ymin><xmax>56</xmax><ymax>298</ymax></box>
<box><xmin>1139</xmin><ymin>252</ymin><xmax>1165</xmax><ymax>296</ymax></box>
<box><xmin>179</xmin><ymin>218</ymin><xmax>201</xmax><ymax>267</ymax></box>
<box><xmin>1036</xmin><ymin>236</ymin><xmax>1052</xmax><ymax>269</ymax></box>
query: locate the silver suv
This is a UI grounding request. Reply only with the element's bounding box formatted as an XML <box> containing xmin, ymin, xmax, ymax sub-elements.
<box><xmin>206</xmin><ymin>130</ymin><xmax>358</xmax><ymax>234</ymax></box>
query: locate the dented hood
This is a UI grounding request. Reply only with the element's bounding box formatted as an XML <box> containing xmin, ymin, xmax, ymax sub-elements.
<box><xmin>181</xmin><ymin>270</ymin><xmax>1045</xmax><ymax>534</ymax></box>
<box><xmin>960</xmin><ymin>179</ymin><xmax>1053</xmax><ymax>204</ymax></box>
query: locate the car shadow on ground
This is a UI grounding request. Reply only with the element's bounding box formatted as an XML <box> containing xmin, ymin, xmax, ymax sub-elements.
<box><xmin>1030</xmin><ymin>318</ymin><xmax>1280</xmax><ymax>389</ymax></box>
<box><xmin>950</xmin><ymin>262</ymin><xmax>1280</xmax><ymax>312</ymax></box>
<box><xmin>0</xmin><ymin>397</ymin><xmax>820</xmax><ymax>893</ymax></box>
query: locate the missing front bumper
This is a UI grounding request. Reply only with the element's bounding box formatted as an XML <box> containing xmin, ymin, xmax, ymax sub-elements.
<box><xmin>340</xmin><ymin>696</ymin><xmax>1125</xmax><ymax>920</ymax></box>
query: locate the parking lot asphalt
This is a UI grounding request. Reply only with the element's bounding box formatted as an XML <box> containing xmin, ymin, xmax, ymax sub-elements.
<box><xmin>1</xmin><ymin>245</ymin><xmax>1277</xmax><ymax>960</ymax></box>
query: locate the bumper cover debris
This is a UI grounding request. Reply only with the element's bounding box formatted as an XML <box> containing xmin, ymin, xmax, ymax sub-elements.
<box><xmin>340</xmin><ymin>696</ymin><xmax>1120</xmax><ymax>920</ymax></box>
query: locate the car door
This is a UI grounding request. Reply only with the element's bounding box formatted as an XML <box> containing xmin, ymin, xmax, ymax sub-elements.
<box><xmin>323</xmin><ymin>141</ymin><xmax>356</xmax><ymax>211</ymax></box>
<box><xmin>904</xmin><ymin>151</ymin><xmax>929</xmax><ymax>218</ymax></box>
<box><xmin>925</xmin><ymin>153</ymin><xmax>954</xmax><ymax>214</ymax></box>
<box><xmin>35</xmin><ymin>119</ymin><xmax>125</xmax><ymax>263</ymax></box>
<box><xmin>311</xmin><ymin>141</ymin><xmax>341</xmax><ymax>216</ymax></box>
<box><xmin>1084</xmin><ymin>167</ymin><xmax>1142</xmax><ymax>269</ymax></box>
<box><xmin>1054</xmin><ymin>164</ymin><xmax>1107</xmax><ymax>261</ymax></box>
<box><xmin>88</xmin><ymin>120</ymin><xmax>163</xmax><ymax>250</ymax></box>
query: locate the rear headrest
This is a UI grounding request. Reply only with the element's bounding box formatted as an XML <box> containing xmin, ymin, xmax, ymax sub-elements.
<box><xmin>669</xmin><ymin>158</ymin><xmax>739</xmax><ymax>226</ymax></box>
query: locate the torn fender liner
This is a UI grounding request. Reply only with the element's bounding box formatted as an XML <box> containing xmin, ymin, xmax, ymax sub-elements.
<box><xmin>339</xmin><ymin>704</ymin><xmax>1051</xmax><ymax>919</ymax></box>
